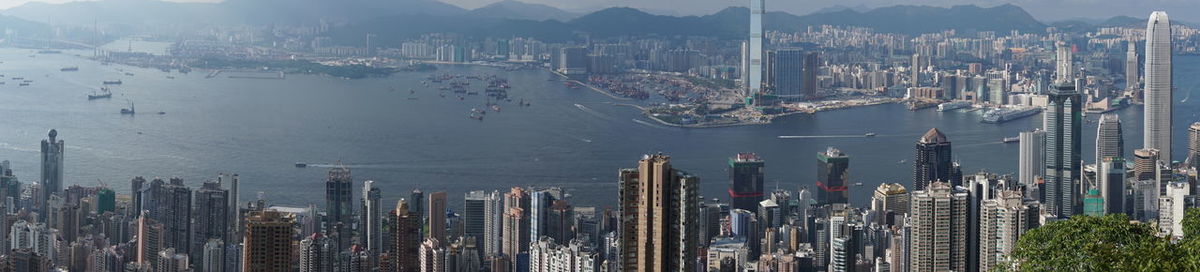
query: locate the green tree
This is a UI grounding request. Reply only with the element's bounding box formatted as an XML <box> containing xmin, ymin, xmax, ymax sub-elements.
<box><xmin>1008</xmin><ymin>214</ymin><xmax>1170</xmax><ymax>271</ymax></box>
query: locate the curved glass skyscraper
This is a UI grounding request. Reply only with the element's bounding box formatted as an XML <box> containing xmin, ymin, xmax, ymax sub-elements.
<box><xmin>1145</xmin><ymin>11</ymin><xmax>1172</xmax><ymax>163</ymax></box>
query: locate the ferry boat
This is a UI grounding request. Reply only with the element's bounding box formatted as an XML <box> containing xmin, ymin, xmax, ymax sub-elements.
<box><xmin>865</xmin><ymin>133</ymin><xmax>877</xmax><ymax>137</ymax></box>
<box><xmin>981</xmin><ymin>107</ymin><xmax>1042</xmax><ymax>124</ymax></box>
<box><xmin>295</xmin><ymin>162</ymin><xmax>308</xmax><ymax>168</ymax></box>
<box><xmin>938</xmin><ymin>101</ymin><xmax>972</xmax><ymax>112</ymax></box>
<box><xmin>1002</xmin><ymin>137</ymin><xmax>1020</xmax><ymax>143</ymax></box>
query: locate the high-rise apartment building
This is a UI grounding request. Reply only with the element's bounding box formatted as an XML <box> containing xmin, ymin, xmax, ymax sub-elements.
<box><xmin>1159</xmin><ymin>182</ymin><xmax>1189</xmax><ymax>238</ymax></box>
<box><xmin>1145</xmin><ymin>11</ymin><xmax>1173</xmax><ymax>164</ymax></box>
<box><xmin>908</xmin><ymin>181</ymin><xmax>968</xmax><ymax>272</ymax></box>
<box><xmin>729</xmin><ymin>153</ymin><xmax>765</xmax><ymax>212</ymax></box>
<box><xmin>618</xmin><ymin>154</ymin><xmax>699</xmax><ymax>272</ymax></box>
<box><xmin>1188</xmin><ymin>122</ymin><xmax>1200</xmax><ymax>169</ymax></box>
<box><xmin>395</xmin><ymin>200</ymin><xmax>422</xmax><ymax>272</ymax></box>
<box><xmin>160</xmin><ymin>179</ymin><xmax>193</xmax><ymax>256</ymax></box>
<box><xmin>193</xmin><ymin>181</ymin><xmax>228</xmax><ymax>265</ymax></box>
<box><xmin>978</xmin><ymin>190</ymin><xmax>1038</xmax><ymax>272</ymax></box>
<box><xmin>300</xmin><ymin>233</ymin><xmax>334</xmax><ymax>272</ymax></box>
<box><xmin>217</xmin><ymin>173</ymin><xmax>240</xmax><ymax>246</ymax></box>
<box><xmin>483</xmin><ymin>190</ymin><xmax>505</xmax><ymax>257</ymax></box>
<box><xmin>428</xmin><ymin>191</ymin><xmax>447</xmax><ymax>247</ymax></box>
<box><xmin>242</xmin><ymin>210</ymin><xmax>296</xmax><ymax>272</ymax></box>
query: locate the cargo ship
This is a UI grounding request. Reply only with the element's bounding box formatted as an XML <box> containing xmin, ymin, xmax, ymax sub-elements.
<box><xmin>103</xmin><ymin>80</ymin><xmax>122</xmax><ymax>85</ymax></box>
<box><xmin>88</xmin><ymin>88</ymin><xmax>113</xmax><ymax>100</ymax></box>
<box><xmin>60</xmin><ymin>67</ymin><xmax>79</xmax><ymax>72</ymax></box>
<box><xmin>937</xmin><ymin>101</ymin><xmax>972</xmax><ymax>112</ymax></box>
<box><xmin>981</xmin><ymin>107</ymin><xmax>1041</xmax><ymax>124</ymax></box>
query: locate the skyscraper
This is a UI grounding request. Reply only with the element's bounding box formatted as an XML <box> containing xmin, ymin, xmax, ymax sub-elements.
<box><xmin>803</xmin><ymin>52</ymin><xmax>820</xmax><ymax>99</ymax></box>
<box><xmin>137</xmin><ymin>214</ymin><xmax>165</xmax><ymax>267</ymax></box>
<box><xmin>530</xmin><ymin>190</ymin><xmax>555</xmax><ymax>243</ymax></box>
<box><xmin>745</xmin><ymin>0</ymin><xmax>764</xmax><ymax>97</ymax></box>
<box><xmin>39</xmin><ymin>129</ymin><xmax>64</xmax><ymax>218</ymax></box>
<box><xmin>908</xmin><ymin>181</ymin><xmax>968</xmax><ymax>272</ymax></box>
<box><xmin>1099</xmin><ymin>157</ymin><xmax>1127</xmax><ymax>215</ymax></box>
<box><xmin>1055</xmin><ymin>41</ymin><xmax>1073</xmax><ymax>82</ymax></box>
<box><xmin>1096</xmin><ymin>114</ymin><xmax>1124</xmax><ymax>165</ymax></box>
<box><xmin>394</xmin><ymin>200</ymin><xmax>421</xmax><ymax>272</ymax></box>
<box><xmin>419</xmin><ymin>238</ymin><xmax>445</xmax><ymax>272</ymax></box>
<box><xmin>428</xmin><ymin>192</ymin><xmax>447</xmax><ymax>247</ymax></box>
<box><xmin>325</xmin><ymin>165</ymin><xmax>353</xmax><ymax>250</ymax></box>
<box><xmin>362</xmin><ymin>180</ymin><xmax>382</xmax><ymax>260</ymax></box>
<box><xmin>1018</xmin><ymin>130</ymin><xmax>1046</xmax><ymax>189</ymax></box>
<box><xmin>618</xmin><ymin>154</ymin><xmax>699</xmax><ymax>272</ymax></box>
<box><xmin>914</xmin><ymin>128</ymin><xmax>953</xmax><ymax>190</ymax></box>
<box><xmin>502</xmin><ymin>187</ymin><xmax>530</xmax><ymax>262</ymax></box>
<box><xmin>163</xmin><ymin>179</ymin><xmax>194</xmax><ymax>254</ymax></box>
<box><xmin>1159</xmin><ymin>182</ymin><xmax>1189</xmax><ymax>238</ymax></box>
<box><xmin>1044</xmin><ymin>83</ymin><xmax>1083</xmax><ymax>218</ymax></box>
<box><xmin>1134</xmin><ymin>149</ymin><xmax>1161</xmax><ymax>182</ymax></box>
<box><xmin>1126</xmin><ymin>42</ymin><xmax>1139</xmax><ymax>89</ymax></box>
<box><xmin>1145</xmin><ymin>11</ymin><xmax>1173</xmax><ymax>163</ymax></box>
<box><xmin>192</xmin><ymin>181</ymin><xmax>228</xmax><ymax>265</ymax></box>
<box><xmin>242</xmin><ymin>210</ymin><xmax>295</xmax><ymax>272</ymax></box>
<box><xmin>871</xmin><ymin>183</ymin><xmax>909</xmax><ymax>227</ymax></box>
<box><xmin>1188</xmin><ymin>122</ymin><xmax>1200</xmax><ymax>169</ymax></box>
<box><xmin>729</xmin><ymin>153</ymin><xmax>765</xmax><ymax>212</ymax></box>
<box><xmin>464</xmin><ymin>190</ymin><xmax>488</xmax><ymax>251</ymax></box>
<box><xmin>482</xmin><ymin>190</ymin><xmax>505</xmax><ymax>257</ymax></box>
<box><xmin>817</xmin><ymin>147</ymin><xmax>850</xmax><ymax>206</ymax></box>
<box><xmin>771</xmin><ymin>49</ymin><xmax>804</xmax><ymax>99</ymax></box>
<box><xmin>978</xmin><ymin>190</ymin><xmax>1038</xmax><ymax>272</ymax></box>
<box><xmin>300</xmin><ymin>233</ymin><xmax>334</xmax><ymax>272</ymax></box>
<box><xmin>217</xmin><ymin>173</ymin><xmax>239</xmax><ymax>246</ymax></box>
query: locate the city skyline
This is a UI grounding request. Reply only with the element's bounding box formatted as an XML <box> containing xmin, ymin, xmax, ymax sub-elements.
<box><xmin>0</xmin><ymin>2</ymin><xmax>1199</xmax><ymax>271</ymax></box>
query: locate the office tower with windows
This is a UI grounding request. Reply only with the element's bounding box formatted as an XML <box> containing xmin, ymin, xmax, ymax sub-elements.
<box><xmin>325</xmin><ymin>165</ymin><xmax>354</xmax><ymax>251</ymax></box>
<box><xmin>217</xmin><ymin>173</ymin><xmax>239</xmax><ymax>244</ymax></box>
<box><xmin>817</xmin><ymin>148</ymin><xmax>850</xmax><ymax>206</ymax></box>
<box><xmin>1099</xmin><ymin>157</ymin><xmax>1127</xmax><ymax>215</ymax></box>
<box><xmin>1145</xmin><ymin>11</ymin><xmax>1173</xmax><ymax>163</ymax></box>
<box><xmin>745</xmin><ymin>0</ymin><xmax>764</xmax><ymax>97</ymax></box>
<box><xmin>464</xmin><ymin>190</ymin><xmax>488</xmax><ymax>253</ymax></box>
<box><xmin>39</xmin><ymin>129</ymin><xmax>64</xmax><ymax>217</ymax></box>
<box><xmin>871</xmin><ymin>183</ymin><xmax>909</xmax><ymax>227</ymax></box>
<box><xmin>362</xmin><ymin>180</ymin><xmax>382</xmax><ymax>263</ymax></box>
<box><xmin>1044</xmin><ymin>83</ymin><xmax>1083</xmax><ymax>218</ymax></box>
<box><xmin>729</xmin><ymin>153</ymin><xmax>766</xmax><ymax>212</ymax></box>
<box><xmin>1096</xmin><ymin>114</ymin><xmax>1124</xmax><ymax>165</ymax></box>
<box><xmin>1127</xmin><ymin>42</ymin><xmax>1139</xmax><ymax>89</ymax></box>
<box><xmin>914</xmin><ymin>128</ymin><xmax>953</xmax><ymax>190</ymax></box>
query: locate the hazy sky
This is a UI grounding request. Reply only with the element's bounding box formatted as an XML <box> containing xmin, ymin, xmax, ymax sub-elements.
<box><xmin>0</xmin><ymin>0</ymin><xmax>1196</xmax><ymax>21</ymax></box>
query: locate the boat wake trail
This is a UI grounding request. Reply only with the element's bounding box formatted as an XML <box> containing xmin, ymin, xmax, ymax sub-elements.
<box><xmin>574</xmin><ymin>103</ymin><xmax>613</xmax><ymax>120</ymax></box>
<box><xmin>778</xmin><ymin>135</ymin><xmax>871</xmax><ymax>139</ymax></box>
<box><xmin>632</xmin><ymin>119</ymin><xmax>668</xmax><ymax>129</ymax></box>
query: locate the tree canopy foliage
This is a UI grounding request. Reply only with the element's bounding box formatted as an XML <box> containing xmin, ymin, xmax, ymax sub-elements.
<box><xmin>1006</xmin><ymin>209</ymin><xmax>1200</xmax><ymax>271</ymax></box>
